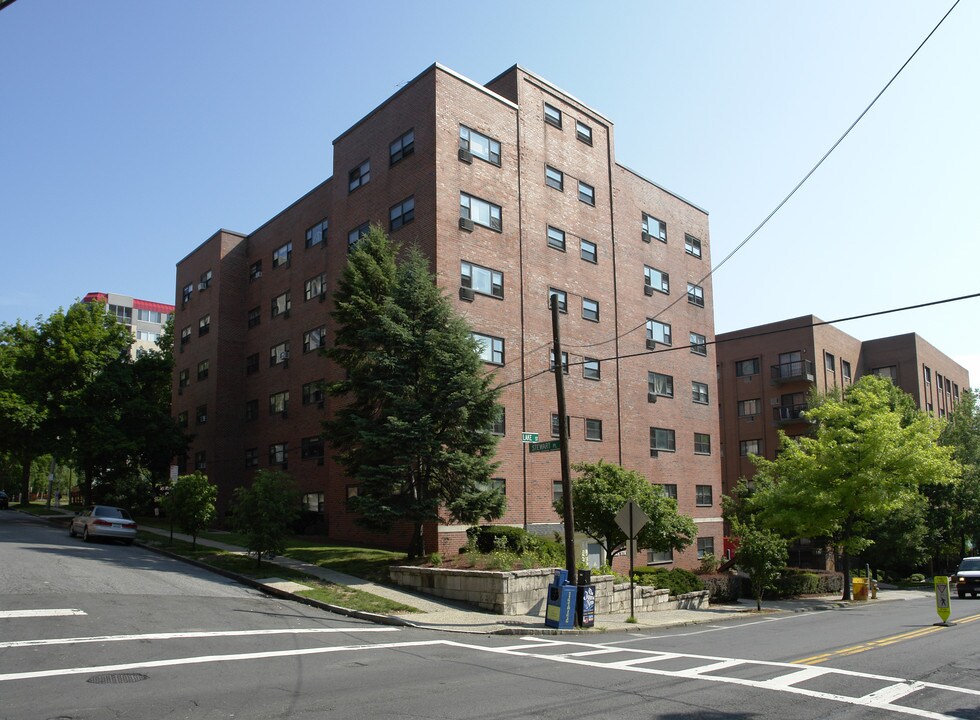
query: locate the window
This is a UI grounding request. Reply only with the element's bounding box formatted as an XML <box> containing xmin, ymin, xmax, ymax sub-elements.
<box><xmin>196</xmin><ymin>404</ymin><xmax>208</xmax><ymax>425</ymax></box>
<box><xmin>486</xmin><ymin>478</ymin><xmax>506</xmax><ymax>495</ymax></box>
<box><xmin>690</xmin><ymin>332</ymin><xmax>707</xmax><ymax>356</ymax></box>
<box><xmin>646</xmin><ymin>319</ymin><xmax>671</xmax><ymax>346</ymax></box>
<box><xmin>461</xmin><ymin>261</ymin><xmax>503</xmax><ymax>298</ymax></box>
<box><xmin>459</xmin><ymin>193</ymin><xmax>502</xmax><ymax>231</ymax></box>
<box><xmin>137</xmin><ymin>308</ymin><xmax>165</xmax><ymax>323</ymax></box>
<box><xmin>692</xmin><ymin>381</ymin><xmax>709</xmax><ymax>404</ymax></box>
<box><xmin>247</xmin><ymin>307</ymin><xmax>260</xmax><ymax>329</ymax></box>
<box><xmin>198</xmin><ymin>314</ymin><xmax>210</xmax><ymax>336</ymax></box>
<box><xmin>177</xmin><ymin>411</ymin><xmax>188</xmax><ymax>428</ymax></box>
<box><xmin>180</xmin><ymin>326</ymin><xmax>191</xmax><ymax>345</ymax></box>
<box><xmin>735</xmin><ymin>358</ymin><xmax>760</xmax><ymax>377</ymax></box>
<box><xmin>582</xmin><ymin>298</ymin><xmax>599</xmax><ymax>322</ymax></box>
<box><xmin>195</xmin><ymin>451</ymin><xmax>206</xmax><ymax>471</ymax></box>
<box><xmin>389</xmin><ymin>196</ymin><xmax>415</xmax><ymax>231</ymax></box>
<box><xmin>694</xmin><ymin>435</ymin><xmax>711</xmax><ymax>456</ymax></box>
<box><xmin>685</xmin><ymin>234</ymin><xmax>702</xmax><ymax>258</ymax></box>
<box><xmin>197</xmin><ymin>359</ymin><xmax>209</xmax><ymax>381</ymax></box>
<box><xmin>550</xmin><ymin>350</ymin><xmax>569</xmax><ymax>374</ymax></box>
<box><xmin>245</xmin><ymin>448</ymin><xmax>259</xmax><ymax>468</ymax></box>
<box><xmin>551</xmin><ymin>413</ymin><xmax>571</xmax><ymax>438</ymax></box>
<box><xmin>178</xmin><ymin>368</ymin><xmax>189</xmax><ymax>388</ymax></box>
<box><xmin>249</xmin><ymin>260</ymin><xmax>262</xmax><ymax>282</ymax></box>
<box><xmin>642</xmin><ymin>213</ymin><xmax>666</xmax><ymax>243</ymax></box>
<box><xmin>348</xmin><ymin>159</ymin><xmax>370</xmax><ymax>192</ymax></box>
<box><xmin>390</xmin><ymin>128</ymin><xmax>414</xmax><ymax>165</ymax></box>
<box><xmin>644</xmin><ymin>266</ymin><xmax>669</xmax><ymax>294</ymax></box>
<box><xmin>269</xmin><ymin>390</ymin><xmax>289</xmax><ymax>415</ymax></box>
<box><xmin>303</xmin><ymin>492</ymin><xmax>325</xmax><ymax>512</ymax></box>
<box><xmin>660</xmin><ymin>484</ymin><xmax>678</xmax><ymax>500</ymax></box>
<box><xmin>245</xmin><ymin>399</ymin><xmax>259</xmax><ymax>422</ymax></box>
<box><xmin>472</xmin><ymin>332</ymin><xmax>504</xmax><ymax>365</ymax></box>
<box><xmin>271</xmin><ymin>292</ymin><xmax>290</xmax><ymax>318</ymax></box>
<box><xmin>923</xmin><ymin>366</ymin><xmax>932</xmax><ymax>385</ymax></box>
<box><xmin>648</xmin><ymin>549</ymin><xmax>673</xmax><ymax>565</ymax></box>
<box><xmin>347</xmin><ymin>223</ymin><xmax>369</xmax><ymax>251</ymax></box>
<box><xmin>545</xmin><ymin>165</ymin><xmax>564</xmax><ymax>191</ymax></box>
<box><xmin>490</xmin><ymin>407</ymin><xmax>506</xmax><ymax>435</ymax></box>
<box><xmin>842</xmin><ymin>360</ymin><xmax>852</xmax><ymax>382</ymax></box>
<box><xmin>585</xmin><ymin>418</ymin><xmax>603</xmax><ymax>441</ymax></box>
<box><xmin>552</xmin><ymin>481</ymin><xmax>564</xmax><ymax>505</ymax></box>
<box><xmin>697</xmin><ymin>537</ymin><xmax>715</xmax><ymax>559</ymax></box>
<box><xmin>548</xmin><ymin>288</ymin><xmax>567</xmax><ymax>313</ymax></box>
<box><xmin>303</xmin><ymin>326</ymin><xmax>325</xmax><ymax>353</ymax></box>
<box><xmin>272</xmin><ymin>242</ymin><xmax>292</xmax><ymax>268</ymax></box>
<box><xmin>459</xmin><ymin>125</ymin><xmax>500</xmax><ymax>165</ymax></box>
<box><xmin>136</xmin><ymin>330</ymin><xmax>159</xmax><ymax>343</ymax></box>
<box><xmin>181</xmin><ymin>284</ymin><xmax>193</xmax><ymax>304</ymax></box>
<box><xmin>346</xmin><ymin>485</ymin><xmax>360</xmax><ymax>500</ymax></box>
<box><xmin>269</xmin><ymin>443</ymin><xmax>288</xmax><ymax>465</ymax></box>
<box><xmin>197</xmin><ymin>270</ymin><xmax>212</xmax><ymax>290</ymax></box>
<box><xmin>302</xmin><ymin>380</ymin><xmax>324</xmax><ymax>406</ymax></box>
<box><xmin>575</xmin><ymin>120</ymin><xmax>592</xmax><ymax>145</ymax></box>
<box><xmin>825</xmin><ymin>352</ymin><xmax>836</xmax><ymax>372</ymax></box>
<box><xmin>687</xmin><ymin>283</ymin><xmax>704</xmax><ymax>307</ymax></box>
<box><xmin>738</xmin><ymin>399</ymin><xmax>761</xmax><ymax>417</ymax></box>
<box><xmin>578</xmin><ymin>180</ymin><xmax>595</xmax><ymax>205</ymax></box>
<box><xmin>872</xmin><ymin>366</ymin><xmax>897</xmax><ymax>382</ymax></box>
<box><xmin>648</xmin><ymin>372</ymin><xmax>673</xmax><ymax>399</ymax></box>
<box><xmin>245</xmin><ymin>353</ymin><xmax>259</xmax><ymax>375</ymax></box>
<box><xmin>583</xmin><ymin>358</ymin><xmax>600</xmax><ymax>380</ymax></box>
<box><xmin>740</xmin><ymin>439</ymin><xmax>761</xmax><ymax>457</ymax></box>
<box><xmin>580</xmin><ymin>239</ymin><xmax>597</xmax><ymax>263</ymax></box>
<box><xmin>547</xmin><ymin>225</ymin><xmax>566</xmax><ymax>251</ymax></box>
<box><xmin>650</xmin><ymin>427</ymin><xmax>676</xmax><ymax>453</ymax></box>
<box><xmin>544</xmin><ymin>102</ymin><xmax>562</xmax><ymax>128</ymax></box>
<box><xmin>301</xmin><ymin>436</ymin><xmax>324</xmax><ymax>459</ymax></box>
<box><xmin>305</xmin><ymin>273</ymin><xmax>326</xmax><ymax>301</ymax></box>
<box><xmin>270</xmin><ymin>341</ymin><xmax>289</xmax><ymax>367</ymax></box>
<box><xmin>306</xmin><ymin>218</ymin><xmax>328</xmax><ymax>248</ymax></box>
<box><xmin>108</xmin><ymin>303</ymin><xmax>133</xmax><ymax>325</ymax></box>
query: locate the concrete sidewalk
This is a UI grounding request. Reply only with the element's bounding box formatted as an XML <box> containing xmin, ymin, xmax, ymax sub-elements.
<box><xmin>29</xmin><ymin>509</ymin><xmax>933</xmax><ymax>635</ymax></box>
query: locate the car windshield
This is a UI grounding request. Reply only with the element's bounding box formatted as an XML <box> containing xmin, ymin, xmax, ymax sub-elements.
<box><xmin>94</xmin><ymin>507</ymin><xmax>132</xmax><ymax>520</ymax></box>
<box><xmin>958</xmin><ymin>558</ymin><xmax>980</xmax><ymax>572</ymax></box>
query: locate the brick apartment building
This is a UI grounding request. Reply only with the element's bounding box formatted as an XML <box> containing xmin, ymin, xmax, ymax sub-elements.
<box><xmin>82</xmin><ymin>291</ymin><xmax>174</xmax><ymax>358</ymax></box>
<box><xmin>715</xmin><ymin>315</ymin><xmax>970</xmax><ymax>564</ymax></box>
<box><xmin>172</xmin><ymin>63</ymin><xmax>722</xmax><ymax>569</ymax></box>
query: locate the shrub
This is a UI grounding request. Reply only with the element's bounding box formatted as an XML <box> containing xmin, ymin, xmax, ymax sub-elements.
<box><xmin>740</xmin><ymin>568</ymin><xmax>843</xmax><ymax>598</ymax></box>
<box><xmin>466</xmin><ymin>525</ymin><xmax>535</xmax><ymax>554</ymax></box>
<box><xmin>697</xmin><ymin>553</ymin><xmax>720</xmax><ymax>575</ymax></box>
<box><xmin>428</xmin><ymin>552</ymin><xmax>443</xmax><ymax>567</ymax></box>
<box><xmin>530</xmin><ymin>536</ymin><xmax>565</xmax><ymax>566</ymax></box>
<box><xmin>909</xmin><ymin>573</ymin><xmax>926</xmax><ymax>584</ymax></box>
<box><xmin>632</xmin><ymin>567</ymin><xmax>705</xmax><ymax>596</ymax></box>
<box><xmin>700</xmin><ymin>573</ymin><xmax>741</xmax><ymax>602</ymax></box>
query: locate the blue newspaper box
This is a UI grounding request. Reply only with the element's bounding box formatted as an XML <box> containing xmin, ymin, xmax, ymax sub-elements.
<box><xmin>545</xmin><ymin>571</ymin><xmax>577</xmax><ymax>629</ymax></box>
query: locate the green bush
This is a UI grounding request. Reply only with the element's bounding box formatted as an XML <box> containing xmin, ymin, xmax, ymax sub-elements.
<box><xmin>740</xmin><ymin>568</ymin><xmax>843</xmax><ymax>598</ymax></box>
<box><xmin>530</xmin><ymin>536</ymin><xmax>565</xmax><ymax>565</ymax></box>
<box><xmin>700</xmin><ymin>573</ymin><xmax>741</xmax><ymax>602</ymax></box>
<box><xmin>632</xmin><ymin>567</ymin><xmax>705</xmax><ymax>596</ymax></box>
<box><xmin>466</xmin><ymin>525</ymin><xmax>535</xmax><ymax>554</ymax></box>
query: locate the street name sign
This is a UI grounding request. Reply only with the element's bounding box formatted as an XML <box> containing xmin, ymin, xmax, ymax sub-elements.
<box><xmin>521</xmin><ymin>432</ymin><xmax>539</xmax><ymax>443</ymax></box>
<box><xmin>528</xmin><ymin>440</ymin><xmax>560</xmax><ymax>453</ymax></box>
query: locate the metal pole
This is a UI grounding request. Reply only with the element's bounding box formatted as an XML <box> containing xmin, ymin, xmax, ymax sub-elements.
<box><xmin>552</xmin><ymin>296</ymin><xmax>576</xmax><ymax>586</ymax></box>
<box><xmin>629</xmin><ymin>507</ymin><xmax>635</xmax><ymax>620</ymax></box>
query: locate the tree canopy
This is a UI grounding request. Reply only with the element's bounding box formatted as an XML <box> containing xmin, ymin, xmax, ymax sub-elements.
<box><xmin>558</xmin><ymin>460</ymin><xmax>697</xmax><ymax>563</ymax></box>
<box><xmin>164</xmin><ymin>472</ymin><xmax>217</xmax><ymax>549</ymax></box>
<box><xmin>230</xmin><ymin>469</ymin><xmax>300</xmax><ymax>566</ymax></box>
<box><xmin>325</xmin><ymin>227</ymin><xmax>504</xmax><ymax>557</ymax></box>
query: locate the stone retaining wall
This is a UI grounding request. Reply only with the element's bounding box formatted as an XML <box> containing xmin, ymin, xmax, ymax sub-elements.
<box><xmin>389</xmin><ymin>566</ymin><xmax>709</xmax><ymax>616</ymax></box>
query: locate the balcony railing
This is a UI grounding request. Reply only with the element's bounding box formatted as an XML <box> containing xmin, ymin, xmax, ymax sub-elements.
<box><xmin>770</xmin><ymin>359</ymin><xmax>815</xmax><ymax>383</ymax></box>
<box><xmin>773</xmin><ymin>403</ymin><xmax>809</xmax><ymax>424</ymax></box>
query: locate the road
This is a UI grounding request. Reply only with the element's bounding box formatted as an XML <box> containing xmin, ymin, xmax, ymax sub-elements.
<box><xmin>2</xmin><ymin>509</ymin><xmax>979</xmax><ymax>719</ymax></box>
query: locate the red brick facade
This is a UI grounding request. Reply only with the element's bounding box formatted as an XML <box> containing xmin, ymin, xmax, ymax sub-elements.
<box><xmin>173</xmin><ymin>64</ymin><xmax>722</xmax><ymax>569</ymax></box>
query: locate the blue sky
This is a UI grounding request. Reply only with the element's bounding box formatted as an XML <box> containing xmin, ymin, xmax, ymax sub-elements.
<box><xmin>2</xmin><ymin>1</ymin><xmax>977</xmax><ymax>384</ymax></box>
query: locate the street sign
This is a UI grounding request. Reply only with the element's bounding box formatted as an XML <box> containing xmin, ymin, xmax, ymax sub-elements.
<box><xmin>521</xmin><ymin>432</ymin><xmax>539</xmax><ymax>443</ymax></box>
<box><xmin>935</xmin><ymin>576</ymin><xmax>951</xmax><ymax>624</ymax></box>
<box><xmin>528</xmin><ymin>440</ymin><xmax>560</xmax><ymax>453</ymax></box>
<box><xmin>615</xmin><ymin>501</ymin><xmax>650</xmax><ymax>538</ymax></box>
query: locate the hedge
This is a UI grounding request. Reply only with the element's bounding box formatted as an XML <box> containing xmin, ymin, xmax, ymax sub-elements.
<box><xmin>465</xmin><ymin>525</ymin><xmax>536</xmax><ymax>554</ymax></box>
<box><xmin>633</xmin><ymin>567</ymin><xmax>705</xmax><ymax>596</ymax></box>
<box><xmin>739</xmin><ymin>568</ymin><xmax>843</xmax><ymax>599</ymax></box>
<box><xmin>700</xmin><ymin>573</ymin><xmax>741</xmax><ymax>602</ymax></box>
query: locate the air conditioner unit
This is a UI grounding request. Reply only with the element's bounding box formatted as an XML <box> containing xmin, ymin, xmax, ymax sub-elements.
<box><xmin>254</xmin><ymin>271</ymin><xmax>263</xmax><ymax>278</ymax></box>
<box><xmin>644</xmin><ymin>285</ymin><xmax>654</xmax><ymax>296</ymax></box>
<box><xmin>459</xmin><ymin>287</ymin><xmax>475</xmax><ymax>302</ymax></box>
<box><xmin>459</xmin><ymin>217</ymin><xmax>474</xmax><ymax>232</ymax></box>
<box><xmin>198</xmin><ymin>282</ymin><xmax>206</xmax><ymax>291</ymax></box>
<box><xmin>646</xmin><ymin>339</ymin><xmax>657</xmax><ymax>350</ymax></box>
<box><xmin>458</xmin><ymin>148</ymin><xmax>473</xmax><ymax>164</ymax></box>
<box><xmin>647</xmin><ymin>392</ymin><xmax>658</xmax><ymax>403</ymax></box>
<box><xmin>641</xmin><ymin>231</ymin><xmax>651</xmax><ymax>243</ymax></box>
<box><xmin>650</xmin><ymin>449</ymin><xmax>659</xmax><ymax>458</ymax></box>
<box><xmin>279</xmin><ymin>352</ymin><xmax>289</xmax><ymax>360</ymax></box>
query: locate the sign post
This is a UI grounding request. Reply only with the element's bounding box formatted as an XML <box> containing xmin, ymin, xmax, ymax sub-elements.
<box><xmin>615</xmin><ymin>501</ymin><xmax>650</xmax><ymax>621</ymax></box>
<box><xmin>934</xmin><ymin>576</ymin><xmax>953</xmax><ymax>626</ymax></box>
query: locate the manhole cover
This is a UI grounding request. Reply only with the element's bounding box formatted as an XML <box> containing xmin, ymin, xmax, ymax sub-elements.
<box><xmin>86</xmin><ymin>673</ymin><xmax>148</xmax><ymax>685</ymax></box>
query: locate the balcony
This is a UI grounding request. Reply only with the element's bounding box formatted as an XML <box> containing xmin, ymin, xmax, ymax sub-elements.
<box><xmin>773</xmin><ymin>403</ymin><xmax>809</xmax><ymax>425</ymax></box>
<box><xmin>770</xmin><ymin>359</ymin><xmax>815</xmax><ymax>384</ymax></box>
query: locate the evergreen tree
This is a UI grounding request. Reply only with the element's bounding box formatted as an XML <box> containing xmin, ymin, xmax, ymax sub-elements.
<box><xmin>325</xmin><ymin>227</ymin><xmax>504</xmax><ymax>557</ymax></box>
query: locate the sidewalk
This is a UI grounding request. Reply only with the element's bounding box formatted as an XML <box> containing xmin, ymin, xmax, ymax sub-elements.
<box><xmin>27</xmin><ymin>509</ymin><xmax>932</xmax><ymax>635</ymax></box>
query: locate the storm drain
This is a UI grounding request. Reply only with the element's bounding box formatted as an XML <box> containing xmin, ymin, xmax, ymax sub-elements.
<box><xmin>86</xmin><ymin>673</ymin><xmax>148</xmax><ymax>685</ymax></box>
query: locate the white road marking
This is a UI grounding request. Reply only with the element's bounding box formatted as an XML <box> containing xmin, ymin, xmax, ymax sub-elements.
<box><xmin>0</xmin><ymin>609</ymin><xmax>86</xmax><ymax>619</ymax></box>
<box><xmin>0</xmin><ymin>626</ymin><xmax>398</xmax><ymax>649</ymax></box>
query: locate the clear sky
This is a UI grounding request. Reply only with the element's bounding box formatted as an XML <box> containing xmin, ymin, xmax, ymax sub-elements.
<box><xmin>2</xmin><ymin>1</ymin><xmax>977</xmax><ymax>385</ymax></box>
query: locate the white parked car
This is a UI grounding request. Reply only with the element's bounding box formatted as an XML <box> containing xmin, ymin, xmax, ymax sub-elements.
<box><xmin>69</xmin><ymin>505</ymin><xmax>137</xmax><ymax>545</ymax></box>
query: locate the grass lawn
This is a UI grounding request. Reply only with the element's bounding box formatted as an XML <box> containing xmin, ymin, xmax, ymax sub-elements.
<box><xmin>283</xmin><ymin>541</ymin><xmax>409</xmax><ymax>585</ymax></box>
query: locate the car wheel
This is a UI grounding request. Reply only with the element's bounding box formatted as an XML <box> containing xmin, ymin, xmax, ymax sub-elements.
<box><xmin>83</xmin><ymin>527</ymin><xmax>91</xmax><ymax>543</ymax></box>
<box><xmin>69</xmin><ymin>523</ymin><xmax>76</xmax><ymax>538</ymax></box>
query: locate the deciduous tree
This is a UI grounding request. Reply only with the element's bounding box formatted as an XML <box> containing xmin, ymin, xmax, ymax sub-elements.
<box><xmin>230</xmin><ymin>469</ymin><xmax>299</xmax><ymax>566</ymax></box>
<box><xmin>165</xmin><ymin>472</ymin><xmax>217</xmax><ymax>549</ymax></box>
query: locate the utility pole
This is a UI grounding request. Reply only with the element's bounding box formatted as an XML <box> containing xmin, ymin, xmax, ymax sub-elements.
<box><xmin>551</xmin><ymin>295</ymin><xmax>576</xmax><ymax>585</ymax></box>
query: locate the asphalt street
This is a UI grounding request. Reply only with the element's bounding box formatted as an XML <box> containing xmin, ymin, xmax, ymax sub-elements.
<box><xmin>3</xmin><ymin>509</ymin><xmax>979</xmax><ymax>719</ymax></box>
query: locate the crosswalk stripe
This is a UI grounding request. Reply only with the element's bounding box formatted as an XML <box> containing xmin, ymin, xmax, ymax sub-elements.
<box><xmin>0</xmin><ymin>609</ymin><xmax>86</xmax><ymax>619</ymax></box>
